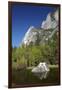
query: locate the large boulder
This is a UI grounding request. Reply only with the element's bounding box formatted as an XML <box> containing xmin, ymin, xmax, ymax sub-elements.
<box><xmin>32</xmin><ymin>62</ymin><xmax>50</xmax><ymax>73</ymax></box>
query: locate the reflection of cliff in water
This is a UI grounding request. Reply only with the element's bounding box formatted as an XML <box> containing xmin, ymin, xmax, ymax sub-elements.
<box><xmin>33</xmin><ymin>71</ymin><xmax>49</xmax><ymax>80</ymax></box>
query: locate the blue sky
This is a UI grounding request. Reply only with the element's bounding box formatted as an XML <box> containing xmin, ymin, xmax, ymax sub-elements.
<box><xmin>12</xmin><ymin>4</ymin><xmax>56</xmax><ymax>48</ymax></box>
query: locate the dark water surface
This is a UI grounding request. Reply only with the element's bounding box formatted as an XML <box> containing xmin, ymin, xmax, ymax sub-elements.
<box><xmin>12</xmin><ymin>68</ymin><xmax>60</xmax><ymax>87</ymax></box>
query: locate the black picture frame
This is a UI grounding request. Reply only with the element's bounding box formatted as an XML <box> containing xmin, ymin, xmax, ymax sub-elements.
<box><xmin>8</xmin><ymin>1</ymin><xmax>60</xmax><ymax>88</ymax></box>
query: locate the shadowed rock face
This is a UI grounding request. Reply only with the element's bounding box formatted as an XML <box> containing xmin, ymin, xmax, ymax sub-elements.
<box><xmin>32</xmin><ymin>62</ymin><xmax>50</xmax><ymax>73</ymax></box>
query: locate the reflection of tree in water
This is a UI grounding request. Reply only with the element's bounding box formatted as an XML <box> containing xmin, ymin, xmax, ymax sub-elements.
<box><xmin>33</xmin><ymin>71</ymin><xmax>49</xmax><ymax>80</ymax></box>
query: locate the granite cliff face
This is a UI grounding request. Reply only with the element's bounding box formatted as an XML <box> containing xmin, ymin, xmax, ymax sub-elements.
<box><xmin>41</xmin><ymin>10</ymin><xmax>58</xmax><ymax>29</ymax></box>
<box><xmin>22</xmin><ymin>9</ymin><xmax>59</xmax><ymax>46</ymax></box>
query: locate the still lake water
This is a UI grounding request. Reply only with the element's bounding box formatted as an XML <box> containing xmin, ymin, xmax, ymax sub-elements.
<box><xmin>12</xmin><ymin>68</ymin><xmax>60</xmax><ymax>87</ymax></box>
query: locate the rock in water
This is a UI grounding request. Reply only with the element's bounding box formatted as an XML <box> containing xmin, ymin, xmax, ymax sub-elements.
<box><xmin>32</xmin><ymin>62</ymin><xmax>50</xmax><ymax>73</ymax></box>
